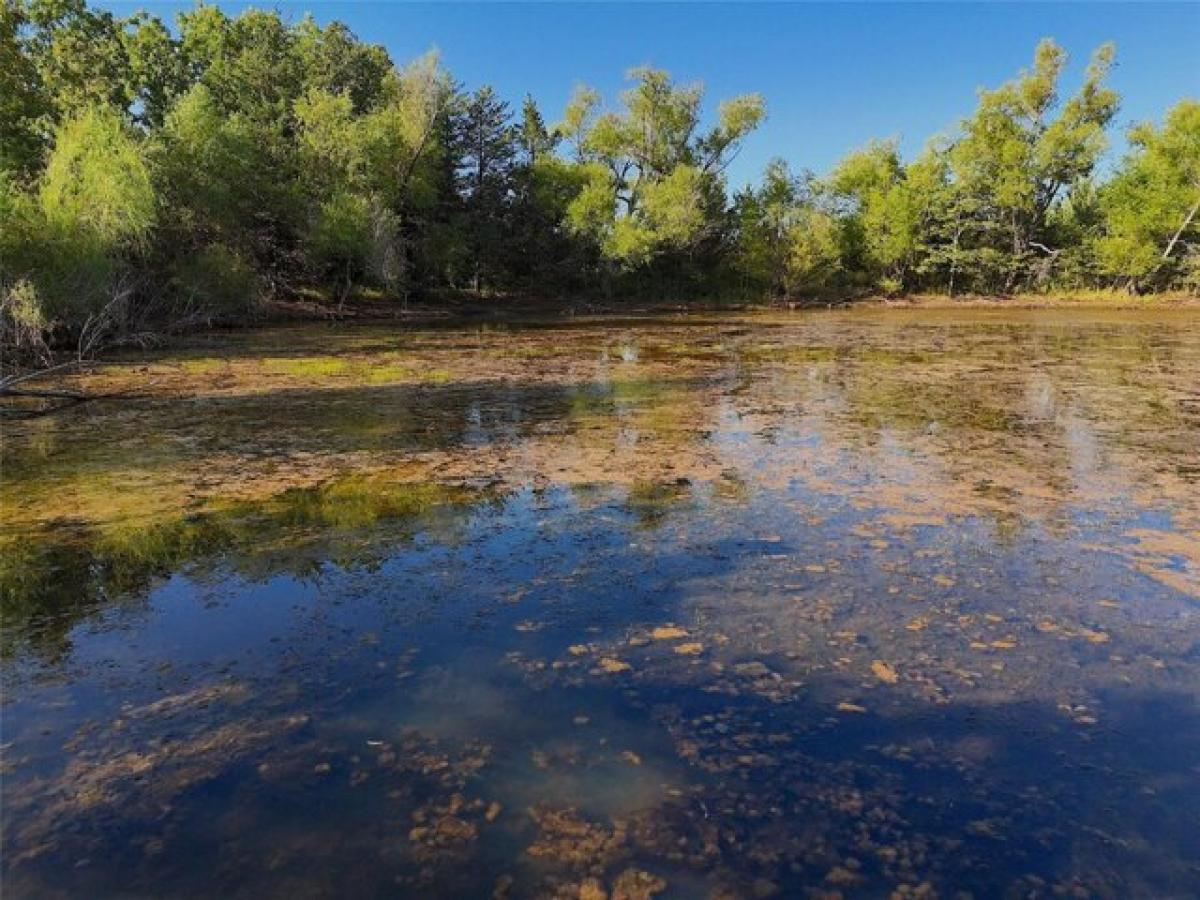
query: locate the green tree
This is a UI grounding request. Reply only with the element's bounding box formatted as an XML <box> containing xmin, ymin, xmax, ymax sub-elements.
<box><xmin>950</xmin><ymin>39</ymin><xmax>1118</xmax><ymax>288</ymax></box>
<box><xmin>784</xmin><ymin>208</ymin><xmax>843</xmax><ymax>296</ymax></box>
<box><xmin>178</xmin><ymin>6</ymin><xmax>301</xmax><ymax>133</ymax></box>
<box><xmin>305</xmin><ymin>190</ymin><xmax>373</xmax><ymax>305</ymax></box>
<box><xmin>153</xmin><ymin>84</ymin><xmax>283</xmax><ymax>256</ymax></box>
<box><xmin>829</xmin><ymin>140</ymin><xmax>958</xmax><ymax>293</ymax></box>
<box><xmin>370</xmin><ymin>51</ymin><xmax>457</xmax><ymax>292</ymax></box>
<box><xmin>39</xmin><ymin>105</ymin><xmax>154</xmax><ymax>249</ymax></box>
<box><xmin>517</xmin><ymin>94</ymin><xmax>557</xmax><ymax>162</ymax></box>
<box><xmin>562</xmin><ymin>67</ymin><xmax>765</xmax><ymax>281</ymax></box>
<box><xmin>0</xmin><ymin>2</ymin><xmax>50</xmax><ymax>177</ymax></box>
<box><xmin>733</xmin><ymin>159</ymin><xmax>825</xmax><ymax>296</ymax></box>
<box><xmin>294</xmin><ymin>87</ymin><xmax>362</xmax><ymax>197</ymax></box>
<box><xmin>22</xmin><ymin>0</ymin><xmax>131</xmax><ymax>118</ymax></box>
<box><xmin>121</xmin><ymin>12</ymin><xmax>188</xmax><ymax>128</ymax></box>
<box><xmin>1096</xmin><ymin>99</ymin><xmax>1200</xmax><ymax>290</ymax></box>
<box><xmin>293</xmin><ymin>16</ymin><xmax>391</xmax><ymax>114</ymax></box>
<box><xmin>454</xmin><ymin>85</ymin><xmax>518</xmax><ymax>291</ymax></box>
<box><xmin>34</xmin><ymin>105</ymin><xmax>155</xmax><ymax>327</ymax></box>
<box><xmin>829</xmin><ymin>140</ymin><xmax>905</xmax><ymax>288</ymax></box>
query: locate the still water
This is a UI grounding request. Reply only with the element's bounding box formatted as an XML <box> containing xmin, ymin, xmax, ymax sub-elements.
<box><xmin>2</xmin><ymin>310</ymin><xmax>1198</xmax><ymax>898</ymax></box>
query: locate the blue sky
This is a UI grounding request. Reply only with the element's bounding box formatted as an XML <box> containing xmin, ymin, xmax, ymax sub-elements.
<box><xmin>99</xmin><ymin>2</ymin><xmax>1200</xmax><ymax>187</ymax></box>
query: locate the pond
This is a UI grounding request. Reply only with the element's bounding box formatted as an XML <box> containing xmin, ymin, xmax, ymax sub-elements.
<box><xmin>2</xmin><ymin>309</ymin><xmax>1198</xmax><ymax>898</ymax></box>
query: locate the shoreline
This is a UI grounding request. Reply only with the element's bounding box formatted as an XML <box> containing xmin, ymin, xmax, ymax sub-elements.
<box><xmin>3</xmin><ymin>292</ymin><xmax>1195</xmax><ymax>385</ymax></box>
<box><xmin>266</xmin><ymin>290</ymin><xmax>1200</xmax><ymax>323</ymax></box>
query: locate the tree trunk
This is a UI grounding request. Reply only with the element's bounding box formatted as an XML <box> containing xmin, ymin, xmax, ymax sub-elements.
<box><xmin>1161</xmin><ymin>197</ymin><xmax>1199</xmax><ymax>262</ymax></box>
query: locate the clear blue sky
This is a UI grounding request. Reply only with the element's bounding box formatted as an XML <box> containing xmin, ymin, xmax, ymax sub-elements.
<box><xmin>99</xmin><ymin>1</ymin><xmax>1200</xmax><ymax>187</ymax></box>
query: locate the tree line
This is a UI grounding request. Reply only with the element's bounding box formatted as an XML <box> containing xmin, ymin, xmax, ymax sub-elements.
<box><xmin>1</xmin><ymin>1</ymin><xmax>1197</xmax><ymax>355</ymax></box>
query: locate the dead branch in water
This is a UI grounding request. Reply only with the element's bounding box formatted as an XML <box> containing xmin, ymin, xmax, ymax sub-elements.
<box><xmin>0</xmin><ymin>387</ymin><xmax>146</xmax><ymax>419</ymax></box>
<box><xmin>0</xmin><ymin>360</ymin><xmax>152</xmax><ymax>418</ymax></box>
<box><xmin>0</xmin><ymin>359</ymin><xmax>98</xmax><ymax>391</ymax></box>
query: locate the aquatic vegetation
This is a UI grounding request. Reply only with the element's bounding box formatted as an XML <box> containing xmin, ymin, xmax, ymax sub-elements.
<box><xmin>0</xmin><ymin>473</ymin><xmax>488</xmax><ymax>660</ymax></box>
<box><xmin>179</xmin><ymin>357</ymin><xmax>226</xmax><ymax>374</ymax></box>
<box><xmin>262</xmin><ymin>356</ymin><xmax>352</xmax><ymax>378</ymax></box>
<box><xmin>2</xmin><ymin>311</ymin><xmax>1198</xmax><ymax>896</ymax></box>
<box><xmin>623</xmin><ymin>480</ymin><xmax>694</xmax><ymax>529</ymax></box>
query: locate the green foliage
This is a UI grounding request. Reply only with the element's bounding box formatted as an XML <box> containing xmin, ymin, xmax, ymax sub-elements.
<box><xmin>609</xmin><ymin>165</ymin><xmax>709</xmax><ymax>265</ymax></box>
<box><xmin>1</xmin><ymin>278</ymin><xmax>48</xmax><ymax>355</ymax></box>
<box><xmin>29</xmin><ymin>105</ymin><xmax>154</xmax><ymax>322</ymax></box>
<box><xmin>293</xmin><ymin>16</ymin><xmax>390</xmax><ymax>113</ymax></box>
<box><xmin>3</xmin><ymin>277</ymin><xmax>45</xmax><ymax>329</ymax></box>
<box><xmin>1095</xmin><ymin>100</ymin><xmax>1200</xmax><ymax>287</ymax></box>
<box><xmin>153</xmin><ymin>82</ymin><xmax>299</xmax><ymax>269</ymax></box>
<box><xmin>306</xmin><ymin>190</ymin><xmax>373</xmax><ymax>281</ymax></box>
<box><xmin>178</xmin><ymin>6</ymin><xmax>302</xmax><ymax>131</ymax></box>
<box><xmin>518</xmin><ymin>94</ymin><xmax>557</xmax><ymax>161</ymax></box>
<box><xmin>294</xmin><ymin>87</ymin><xmax>361</xmax><ymax>195</ymax></box>
<box><xmin>39</xmin><ymin>105</ymin><xmax>154</xmax><ymax>251</ymax></box>
<box><xmin>452</xmin><ymin>85</ymin><xmax>519</xmax><ymax>290</ymax></box>
<box><xmin>785</xmin><ymin>209</ymin><xmax>843</xmax><ymax>295</ymax></box>
<box><xmin>0</xmin><ymin>2</ymin><xmax>1192</xmax><ymax>352</ymax></box>
<box><xmin>122</xmin><ymin>12</ymin><xmax>187</xmax><ymax>128</ymax></box>
<box><xmin>765</xmin><ymin>39</ymin><xmax>1137</xmax><ymax>298</ymax></box>
<box><xmin>509</xmin><ymin>155</ymin><xmax>595</xmax><ymax>290</ymax></box>
<box><xmin>565</xmin><ymin>162</ymin><xmax>617</xmax><ymax>244</ymax></box>
<box><xmin>948</xmin><ymin>39</ymin><xmax>1118</xmax><ymax>289</ymax></box>
<box><xmin>559</xmin><ymin>86</ymin><xmax>601</xmax><ymax>161</ymax></box>
<box><xmin>172</xmin><ymin>242</ymin><xmax>259</xmax><ymax>317</ymax></box>
<box><xmin>829</xmin><ymin>140</ymin><xmax>908</xmax><ymax>285</ymax></box>
<box><xmin>731</xmin><ymin>159</ymin><xmax>809</xmax><ymax>295</ymax></box>
<box><xmin>0</xmin><ymin>2</ymin><xmax>49</xmax><ymax>176</ymax></box>
<box><xmin>559</xmin><ymin>67</ymin><xmax>765</xmax><ymax>284</ymax></box>
<box><xmin>23</xmin><ymin>0</ymin><xmax>131</xmax><ymax>118</ymax></box>
<box><xmin>0</xmin><ymin>170</ymin><xmax>39</xmax><ymax>273</ymax></box>
<box><xmin>380</xmin><ymin>51</ymin><xmax>455</xmax><ymax>210</ymax></box>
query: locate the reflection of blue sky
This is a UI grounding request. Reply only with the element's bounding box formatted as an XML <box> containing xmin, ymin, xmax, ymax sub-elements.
<box><xmin>5</xmin><ymin>313</ymin><xmax>1200</xmax><ymax>894</ymax></box>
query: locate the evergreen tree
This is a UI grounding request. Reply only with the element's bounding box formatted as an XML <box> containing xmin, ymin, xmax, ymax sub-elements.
<box><xmin>517</xmin><ymin>94</ymin><xmax>557</xmax><ymax>162</ymax></box>
<box><xmin>454</xmin><ymin>85</ymin><xmax>517</xmax><ymax>292</ymax></box>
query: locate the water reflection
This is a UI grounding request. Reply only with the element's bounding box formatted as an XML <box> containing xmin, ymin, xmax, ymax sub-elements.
<box><xmin>2</xmin><ymin>310</ymin><xmax>1198</xmax><ymax>897</ymax></box>
<box><xmin>1</xmin><ymin>475</ymin><xmax>488</xmax><ymax>662</ymax></box>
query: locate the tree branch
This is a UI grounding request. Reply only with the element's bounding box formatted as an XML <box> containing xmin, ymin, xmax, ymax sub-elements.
<box><xmin>1162</xmin><ymin>197</ymin><xmax>1200</xmax><ymax>262</ymax></box>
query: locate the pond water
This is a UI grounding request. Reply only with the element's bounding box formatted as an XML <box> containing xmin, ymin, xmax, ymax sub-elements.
<box><xmin>2</xmin><ymin>309</ymin><xmax>1198</xmax><ymax>898</ymax></box>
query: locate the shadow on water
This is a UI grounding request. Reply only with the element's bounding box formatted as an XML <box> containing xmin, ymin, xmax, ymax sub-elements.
<box><xmin>2</xmin><ymin>481</ymin><xmax>1198</xmax><ymax>897</ymax></box>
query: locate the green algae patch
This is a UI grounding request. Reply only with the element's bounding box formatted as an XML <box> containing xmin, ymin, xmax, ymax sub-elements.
<box><xmin>262</xmin><ymin>356</ymin><xmax>352</xmax><ymax>378</ymax></box>
<box><xmin>179</xmin><ymin>357</ymin><xmax>227</xmax><ymax>374</ymax></box>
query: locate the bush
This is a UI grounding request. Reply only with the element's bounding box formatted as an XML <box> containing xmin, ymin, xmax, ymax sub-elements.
<box><xmin>172</xmin><ymin>244</ymin><xmax>261</xmax><ymax>320</ymax></box>
<box><xmin>39</xmin><ymin>108</ymin><xmax>156</xmax><ymax>254</ymax></box>
<box><xmin>1</xmin><ymin>279</ymin><xmax>51</xmax><ymax>364</ymax></box>
<box><xmin>878</xmin><ymin>275</ymin><xmax>904</xmax><ymax>297</ymax></box>
<box><xmin>29</xmin><ymin>107</ymin><xmax>157</xmax><ymax>330</ymax></box>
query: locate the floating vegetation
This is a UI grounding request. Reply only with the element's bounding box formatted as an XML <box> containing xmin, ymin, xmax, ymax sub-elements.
<box><xmin>2</xmin><ymin>310</ymin><xmax>1199</xmax><ymax>896</ymax></box>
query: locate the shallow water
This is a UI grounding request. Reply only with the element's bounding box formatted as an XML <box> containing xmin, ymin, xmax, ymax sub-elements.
<box><xmin>2</xmin><ymin>309</ymin><xmax>1198</xmax><ymax>898</ymax></box>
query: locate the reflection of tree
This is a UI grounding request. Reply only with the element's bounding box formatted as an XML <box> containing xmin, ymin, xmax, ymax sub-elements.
<box><xmin>0</xmin><ymin>476</ymin><xmax>490</xmax><ymax>662</ymax></box>
<box><xmin>623</xmin><ymin>479</ymin><xmax>694</xmax><ymax>529</ymax></box>
<box><xmin>5</xmin><ymin>316</ymin><xmax>1196</xmax><ymax>660</ymax></box>
<box><xmin>722</xmin><ymin>316</ymin><xmax>1197</xmax><ymax>539</ymax></box>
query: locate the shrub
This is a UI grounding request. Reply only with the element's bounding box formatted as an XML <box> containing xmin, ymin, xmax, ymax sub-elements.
<box><xmin>1</xmin><ymin>279</ymin><xmax>51</xmax><ymax>363</ymax></box>
<box><xmin>172</xmin><ymin>244</ymin><xmax>261</xmax><ymax>320</ymax></box>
